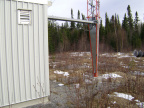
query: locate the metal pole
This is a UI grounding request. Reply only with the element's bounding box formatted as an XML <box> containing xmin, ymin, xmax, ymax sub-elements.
<box><xmin>87</xmin><ymin>0</ymin><xmax>100</xmax><ymax>77</ymax></box>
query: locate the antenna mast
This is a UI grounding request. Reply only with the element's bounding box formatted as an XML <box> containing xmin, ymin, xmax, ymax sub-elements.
<box><xmin>87</xmin><ymin>0</ymin><xmax>100</xmax><ymax>77</ymax></box>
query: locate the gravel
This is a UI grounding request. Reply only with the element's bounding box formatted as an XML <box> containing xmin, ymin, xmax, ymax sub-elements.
<box><xmin>26</xmin><ymin>77</ymin><xmax>123</xmax><ymax>108</ymax></box>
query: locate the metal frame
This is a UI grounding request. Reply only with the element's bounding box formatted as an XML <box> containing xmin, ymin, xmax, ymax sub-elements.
<box><xmin>87</xmin><ymin>0</ymin><xmax>100</xmax><ymax>77</ymax></box>
<box><xmin>48</xmin><ymin>16</ymin><xmax>97</xmax><ymax>24</ymax></box>
<box><xmin>48</xmin><ymin>1</ymin><xmax>100</xmax><ymax>78</ymax></box>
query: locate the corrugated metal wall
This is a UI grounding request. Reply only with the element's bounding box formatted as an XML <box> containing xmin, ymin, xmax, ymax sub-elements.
<box><xmin>0</xmin><ymin>0</ymin><xmax>49</xmax><ymax>107</ymax></box>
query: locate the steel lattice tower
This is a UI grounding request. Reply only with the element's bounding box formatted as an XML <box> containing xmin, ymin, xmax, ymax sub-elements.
<box><xmin>87</xmin><ymin>0</ymin><xmax>100</xmax><ymax>77</ymax></box>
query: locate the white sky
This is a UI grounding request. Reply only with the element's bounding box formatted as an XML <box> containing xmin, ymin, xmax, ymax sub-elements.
<box><xmin>48</xmin><ymin>0</ymin><xmax>144</xmax><ymax>25</ymax></box>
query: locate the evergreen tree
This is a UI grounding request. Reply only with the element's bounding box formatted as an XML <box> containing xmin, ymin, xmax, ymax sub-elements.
<box><xmin>122</xmin><ymin>13</ymin><xmax>128</xmax><ymax>32</ymax></box>
<box><xmin>99</xmin><ymin>20</ymin><xmax>105</xmax><ymax>42</ymax></box>
<box><xmin>134</xmin><ymin>11</ymin><xmax>139</xmax><ymax>32</ymax></box>
<box><xmin>127</xmin><ymin>5</ymin><xmax>133</xmax><ymax>45</ymax></box>
<box><xmin>132</xmin><ymin>11</ymin><xmax>141</xmax><ymax>48</ymax></box>
<box><xmin>48</xmin><ymin>21</ymin><xmax>59</xmax><ymax>53</ymax></box>
<box><xmin>77</xmin><ymin>10</ymin><xmax>82</xmax><ymax>28</ymax></box>
<box><xmin>81</xmin><ymin>13</ymin><xmax>86</xmax><ymax>20</ymax></box>
<box><xmin>140</xmin><ymin>23</ymin><xmax>144</xmax><ymax>42</ymax></box>
<box><xmin>71</xmin><ymin>8</ymin><xmax>75</xmax><ymax>29</ymax></box>
<box><xmin>105</xmin><ymin>13</ymin><xmax>110</xmax><ymax>42</ymax></box>
<box><xmin>77</xmin><ymin>10</ymin><xmax>80</xmax><ymax>19</ymax></box>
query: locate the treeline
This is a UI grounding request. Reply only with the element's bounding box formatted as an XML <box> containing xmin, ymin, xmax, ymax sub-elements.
<box><xmin>48</xmin><ymin>9</ymin><xmax>90</xmax><ymax>53</ymax></box>
<box><xmin>100</xmin><ymin>5</ymin><xmax>144</xmax><ymax>52</ymax></box>
<box><xmin>48</xmin><ymin>5</ymin><xmax>144</xmax><ymax>53</ymax></box>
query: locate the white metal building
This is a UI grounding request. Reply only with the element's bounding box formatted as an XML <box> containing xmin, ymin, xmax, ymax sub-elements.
<box><xmin>0</xmin><ymin>0</ymin><xmax>50</xmax><ymax>107</ymax></box>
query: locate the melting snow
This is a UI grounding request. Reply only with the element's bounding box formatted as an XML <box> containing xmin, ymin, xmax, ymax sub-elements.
<box><xmin>63</xmin><ymin>72</ymin><xmax>69</xmax><ymax>76</ymax></box>
<box><xmin>101</xmin><ymin>52</ymin><xmax>135</xmax><ymax>58</ymax></box>
<box><xmin>122</xmin><ymin>66</ymin><xmax>129</xmax><ymax>68</ymax></box>
<box><xmin>114</xmin><ymin>92</ymin><xmax>134</xmax><ymax>101</ymax></box>
<box><xmin>118</xmin><ymin>55</ymin><xmax>133</xmax><ymax>58</ymax></box>
<box><xmin>70</xmin><ymin>52</ymin><xmax>90</xmax><ymax>56</ymax></box>
<box><xmin>135</xmin><ymin>100</ymin><xmax>144</xmax><ymax>107</ymax></box>
<box><xmin>111</xmin><ymin>92</ymin><xmax>144</xmax><ymax>107</ymax></box>
<box><xmin>75</xmin><ymin>83</ymin><xmax>80</xmax><ymax>88</ymax></box>
<box><xmin>58</xmin><ymin>83</ymin><xmax>64</xmax><ymax>86</ymax></box>
<box><xmin>54</xmin><ymin>70</ymin><xmax>69</xmax><ymax>77</ymax></box>
<box><xmin>136</xmin><ymin>102</ymin><xmax>144</xmax><ymax>107</ymax></box>
<box><xmin>102</xmin><ymin>73</ymin><xmax>122</xmax><ymax>79</ymax></box>
<box><xmin>133</xmin><ymin>71</ymin><xmax>144</xmax><ymax>76</ymax></box>
<box><xmin>112</xmin><ymin>101</ymin><xmax>116</xmax><ymax>104</ymax></box>
<box><xmin>85</xmin><ymin>79</ymin><xmax>92</xmax><ymax>84</ymax></box>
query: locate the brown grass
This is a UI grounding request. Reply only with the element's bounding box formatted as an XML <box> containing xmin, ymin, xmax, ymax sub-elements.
<box><xmin>49</xmin><ymin>52</ymin><xmax>144</xmax><ymax>108</ymax></box>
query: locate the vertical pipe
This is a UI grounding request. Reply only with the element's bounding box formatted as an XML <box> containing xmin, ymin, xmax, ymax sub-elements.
<box><xmin>33</xmin><ymin>4</ymin><xmax>37</xmax><ymax>98</ymax></box>
<box><xmin>4</xmin><ymin>0</ymin><xmax>10</xmax><ymax>105</ymax></box>
<box><xmin>43</xmin><ymin>5</ymin><xmax>46</xmax><ymax>96</ymax></box>
<box><xmin>38</xmin><ymin>4</ymin><xmax>41</xmax><ymax>97</ymax></box>
<box><xmin>16</xmin><ymin>1</ymin><xmax>22</xmax><ymax>101</ymax></box>
<box><xmin>10</xmin><ymin>0</ymin><xmax>16</xmax><ymax>103</ymax></box>
<box><xmin>22</xmin><ymin>2</ymin><xmax>27</xmax><ymax>100</ymax></box>
<box><xmin>27</xmin><ymin>2</ymin><xmax>32</xmax><ymax>99</ymax></box>
<box><xmin>95</xmin><ymin>0</ymin><xmax>98</xmax><ymax>77</ymax></box>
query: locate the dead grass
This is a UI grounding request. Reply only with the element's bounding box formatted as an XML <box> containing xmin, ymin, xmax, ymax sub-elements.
<box><xmin>49</xmin><ymin>52</ymin><xmax>144</xmax><ymax>108</ymax></box>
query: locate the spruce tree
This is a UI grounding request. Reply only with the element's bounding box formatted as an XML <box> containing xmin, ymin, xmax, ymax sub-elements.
<box><xmin>99</xmin><ymin>20</ymin><xmax>105</xmax><ymax>42</ymax></box>
<box><xmin>127</xmin><ymin>5</ymin><xmax>133</xmax><ymax>46</ymax></box>
<box><xmin>140</xmin><ymin>23</ymin><xmax>144</xmax><ymax>42</ymax></box>
<box><xmin>105</xmin><ymin>13</ymin><xmax>110</xmax><ymax>42</ymax></box>
<box><xmin>132</xmin><ymin>11</ymin><xmax>141</xmax><ymax>48</ymax></box>
<box><xmin>134</xmin><ymin>11</ymin><xmax>139</xmax><ymax>32</ymax></box>
<box><xmin>77</xmin><ymin>10</ymin><xmax>81</xmax><ymax>29</ymax></box>
<box><xmin>71</xmin><ymin>8</ymin><xmax>75</xmax><ymax>29</ymax></box>
<box><xmin>122</xmin><ymin>13</ymin><xmax>128</xmax><ymax>32</ymax></box>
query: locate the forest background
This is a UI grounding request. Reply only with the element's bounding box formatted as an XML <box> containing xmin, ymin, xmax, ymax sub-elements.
<box><xmin>48</xmin><ymin>5</ymin><xmax>144</xmax><ymax>54</ymax></box>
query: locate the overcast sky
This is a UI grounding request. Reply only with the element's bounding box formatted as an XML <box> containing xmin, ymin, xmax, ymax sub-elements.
<box><xmin>48</xmin><ymin>0</ymin><xmax>144</xmax><ymax>25</ymax></box>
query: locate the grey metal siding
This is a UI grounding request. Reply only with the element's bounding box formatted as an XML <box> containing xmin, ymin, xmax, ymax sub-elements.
<box><xmin>0</xmin><ymin>0</ymin><xmax>49</xmax><ymax>107</ymax></box>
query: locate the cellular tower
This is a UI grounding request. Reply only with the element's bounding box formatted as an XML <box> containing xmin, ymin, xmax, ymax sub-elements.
<box><xmin>87</xmin><ymin>0</ymin><xmax>100</xmax><ymax>77</ymax></box>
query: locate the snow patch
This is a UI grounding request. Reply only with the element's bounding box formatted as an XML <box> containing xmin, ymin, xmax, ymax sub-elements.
<box><xmin>63</xmin><ymin>72</ymin><xmax>69</xmax><ymax>76</ymax></box>
<box><xmin>112</xmin><ymin>92</ymin><xmax>144</xmax><ymax>107</ymax></box>
<box><xmin>135</xmin><ymin>100</ymin><xmax>144</xmax><ymax>107</ymax></box>
<box><xmin>54</xmin><ymin>70</ymin><xmax>69</xmax><ymax>77</ymax></box>
<box><xmin>133</xmin><ymin>71</ymin><xmax>144</xmax><ymax>76</ymax></box>
<box><xmin>122</xmin><ymin>66</ymin><xmax>129</xmax><ymax>68</ymax></box>
<box><xmin>135</xmin><ymin>100</ymin><xmax>140</xmax><ymax>102</ymax></box>
<box><xmin>101</xmin><ymin>52</ymin><xmax>135</xmax><ymax>58</ymax></box>
<box><xmin>58</xmin><ymin>83</ymin><xmax>64</xmax><ymax>86</ymax></box>
<box><xmin>112</xmin><ymin>101</ymin><xmax>116</xmax><ymax>104</ymax></box>
<box><xmin>113</xmin><ymin>92</ymin><xmax>134</xmax><ymax>101</ymax></box>
<box><xmin>118</xmin><ymin>55</ymin><xmax>133</xmax><ymax>58</ymax></box>
<box><xmin>75</xmin><ymin>83</ymin><xmax>80</xmax><ymax>88</ymax></box>
<box><xmin>85</xmin><ymin>79</ymin><xmax>92</xmax><ymax>84</ymax></box>
<box><xmin>70</xmin><ymin>52</ymin><xmax>90</xmax><ymax>57</ymax></box>
<box><xmin>136</xmin><ymin>102</ymin><xmax>144</xmax><ymax>107</ymax></box>
<box><xmin>102</xmin><ymin>73</ymin><xmax>122</xmax><ymax>79</ymax></box>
